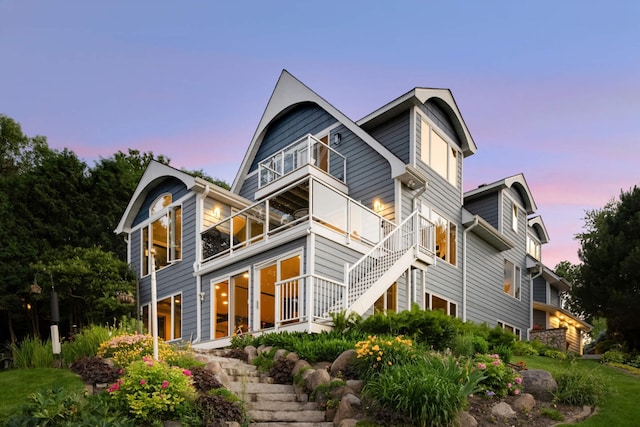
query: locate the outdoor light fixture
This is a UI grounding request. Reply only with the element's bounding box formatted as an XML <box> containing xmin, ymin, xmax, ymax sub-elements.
<box><xmin>373</xmin><ymin>200</ymin><xmax>384</xmax><ymax>213</ymax></box>
<box><xmin>332</xmin><ymin>132</ymin><xmax>341</xmax><ymax>145</ymax></box>
<box><xmin>212</xmin><ymin>207</ymin><xmax>221</xmax><ymax>220</ymax></box>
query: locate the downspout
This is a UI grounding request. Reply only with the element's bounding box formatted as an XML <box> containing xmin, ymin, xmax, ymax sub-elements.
<box><xmin>194</xmin><ymin>184</ymin><xmax>211</xmax><ymax>343</ymax></box>
<box><xmin>527</xmin><ymin>262</ymin><xmax>544</xmax><ymax>341</ymax></box>
<box><xmin>410</xmin><ymin>183</ymin><xmax>427</xmax><ymax>309</ymax></box>
<box><xmin>462</xmin><ymin>217</ymin><xmax>479</xmax><ymax>322</ymax></box>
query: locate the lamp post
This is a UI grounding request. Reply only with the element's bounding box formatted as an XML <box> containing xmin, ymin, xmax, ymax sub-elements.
<box><xmin>50</xmin><ymin>284</ymin><xmax>62</xmax><ymax>368</ymax></box>
<box><xmin>150</xmin><ymin>253</ymin><xmax>159</xmax><ymax>361</ymax></box>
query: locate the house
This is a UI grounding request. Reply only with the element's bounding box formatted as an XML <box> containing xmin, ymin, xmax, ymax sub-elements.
<box><xmin>115</xmin><ymin>70</ymin><xmax>590</xmax><ymax>352</ymax></box>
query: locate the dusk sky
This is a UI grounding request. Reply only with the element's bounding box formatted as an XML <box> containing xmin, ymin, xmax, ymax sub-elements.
<box><xmin>2</xmin><ymin>1</ymin><xmax>639</xmax><ymax>268</ymax></box>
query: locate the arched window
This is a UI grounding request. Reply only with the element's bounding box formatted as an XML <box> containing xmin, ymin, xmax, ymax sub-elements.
<box><xmin>142</xmin><ymin>194</ymin><xmax>182</xmax><ymax>275</ymax></box>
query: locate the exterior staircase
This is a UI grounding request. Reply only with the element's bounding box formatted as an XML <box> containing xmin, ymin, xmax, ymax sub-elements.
<box><xmin>195</xmin><ymin>350</ymin><xmax>332</xmax><ymax>427</ymax></box>
<box><xmin>345</xmin><ymin>210</ymin><xmax>434</xmax><ymax>315</ymax></box>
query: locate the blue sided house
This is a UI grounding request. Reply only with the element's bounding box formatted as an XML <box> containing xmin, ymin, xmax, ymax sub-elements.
<box><xmin>115</xmin><ymin>70</ymin><xmax>590</xmax><ymax>353</ymax></box>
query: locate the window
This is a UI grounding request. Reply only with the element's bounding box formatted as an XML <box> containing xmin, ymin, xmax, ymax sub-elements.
<box><xmin>498</xmin><ymin>321</ymin><xmax>521</xmax><ymax>339</ymax></box>
<box><xmin>427</xmin><ymin>209</ymin><xmax>457</xmax><ymax>265</ymax></box>
<box><xmin>425</xmin><ymin>292</ymin><xmax>457</xmax><ymax>317</ymax></box>
<box><xmin>420</xmin><ymin>118</ymin><xmax>457</xmax><ymax>187</ymax></box>
<box><xmin>503</xmin><ymin>260</ymin><xmax>521</xmax><ymax>299</ymax></box>
<box><xmin>374</xmin><ymin>283</ymin><xmax>397</xmax><ymax>313</ymax></box>
<box><xmin>527</xmin><ymin>234</ymin><xmax>541</xmax><ymax>260</ymax></box>
<box><xmin>212</xmin><ymin>271</ymin><xmax>249</xmax><ymax>338</ymax></box>
<box><xmin>512</xmin><ymin>203</ymin><xmax>518</xmax><ymax>232</ymax></box>
<box><xmin>258</xmin><ymin>254</ymin><xmax>301</xmax><ymax>328</ymax></box>
<box><xmin>142</xmin><ymin>194</ymin><xmax>182</xmax><ymax>276</ymax></box>
<box><xmin>142</xmin><ymin>293</ymin><xmax>182</xmax><ymax>341</ymax></box>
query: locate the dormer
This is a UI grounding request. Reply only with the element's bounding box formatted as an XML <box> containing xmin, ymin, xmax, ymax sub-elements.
<box><xmin>526</xmin><ymin>216</ymin><xmax>549</xmax><ymax>263</ymax></box>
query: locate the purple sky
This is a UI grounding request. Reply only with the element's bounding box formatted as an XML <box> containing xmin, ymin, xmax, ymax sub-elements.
<box><xmin>2</xmin><ymin>1</ymin><xmax>639</xmax><ymax>268</ymax></box>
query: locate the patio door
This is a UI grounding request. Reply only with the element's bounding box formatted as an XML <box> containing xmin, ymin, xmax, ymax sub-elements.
<box><xmin>257</xmin><ymin>254</ymin><xmax>301</xmax><ymax>330</ymax></box>
<box><xmin>212</xmin><ymin>271</ymin><xmax>249</xmax><ymax>339</ymax></box>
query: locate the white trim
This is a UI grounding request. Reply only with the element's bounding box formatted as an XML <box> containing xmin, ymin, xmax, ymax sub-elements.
<box><xmin>424</xmin><ymin>290</ymin><xmax>459</xmax><ymax>318</ymax></box>
<box><xmin>141</xmin><ymin>291</ymin><xmax>183</xmax><ymax>341</ymax></box>
<box><xmin>497</xmin><ymin>320</ymin><xmax>522</xmax><ymax>339</ymax></box>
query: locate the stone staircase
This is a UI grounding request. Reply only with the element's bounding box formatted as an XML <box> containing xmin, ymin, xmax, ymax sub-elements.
<box><xmin>195</xmin><ymin>350</ymin><xmax>333</xmax><ymax>427</ymax></box>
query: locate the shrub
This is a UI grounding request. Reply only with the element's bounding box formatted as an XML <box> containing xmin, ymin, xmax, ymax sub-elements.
<box><xmin>70</xmin><ymin>356</ymin><xmax>120</xmax><ymax>384</ymax></box>
<box><xmin>3</xmin><ymin>386</ymin><xmax>83</xmax><ymax>426</ymax></box>
<box><xmin>471</xmin><ymin>335</ymin><xmax>489</xmax><ymax>355</ymax></box>
<box><xmin>354</xmin><ymin>335</ymin><xmax>416</xmax><ymax>379</ymax></box>
<box><xmin>190</xmin><ymin>366</ymin><xmax>223</xmax><ymax>393</ymax></box>
<box><xmin>452</xmin><ymin>334</ymin><xmax>475</xmax><ymax>357</ymax></box>
<box><xmin>626</xmin><ymin>354</ymin><xmax>640</xmax><ymax>368</ymax></box>
<box><xmin>491</xmin><ymin>344</ymin><xmax>513</xmax><ymax>364</ymax></box>
<box><xmin>473</xmin><ymin>353</ymin><xmax>522</xmax><ymax>397</ymax></box>
<box><xmin>62</xmin><ymin>324</ymin><xmax>113</xmax><ymax>364</ymax></box>
<box><xmin>269</xmin><ymin>358</ymin><xmax>295</xmax><ymax>384</ymax></box>
<box><xmin>543</xmin><ymin>349</ymin><xmax>568</xmax><ymax>360</ymax></box>
<box><xmin>487</xmin><ymin>326</ymin><xmax>516</xmax><ymax>351</ymax></box>
<box><xmin>552</xmin><ymin>365</ymin><xmax>612</xmax><ymax>406</ymax></box>
<box><xmin>253</xmin><ymin>348</ymin><xmax>277</xmax><ymax>372</ymax></box>
<box><xmin>363</xmin><ymin>356</ymin><xmax>484</xmax><ymax>427</ymax></box>
<box><xmin>108</xmin><ymin>357</ymin><xmax>197</xmax><ymax>422</ymax></box>
<box><xmin>10</xmin><ymin>336</ymin><xmax>56</xmax><ymax>368</ymax></box>
<box><xmin>602</xmin><ymin>349</ymin><xmax>627</xmax><ymax>364</ymax></box>
<box><xmin>197</xmin><ymin>388</ymin><xmax>245</xmax><ymax>426</ymax></box>
<box><xmin>97</xmin><ymin>333</ymin><xmax>175</xmax><ymax>367</ymax></box>
<box><xmin>230</xmin><ymin>331</ymin><xmax>256</xmax><ymax>349</ymax></box>
<box><xmin>513</xmin><ymin>341</ymin><xmax>539</xmax><ymax>356</ymax></box>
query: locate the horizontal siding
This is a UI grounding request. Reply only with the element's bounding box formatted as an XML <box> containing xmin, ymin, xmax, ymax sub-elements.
<box><xmin>313</xmin><ymin>235</ymin><xmax>362</xmax><ymax>282</ymax></box>
<box><xmin>533</xmin><ymin>277</ymin><xmax>547</xmax><ymax>303</ymax></box>
<box><xmin>423</xmin><ymin>100</ymin><xmax>460</xmax><ymax>147</ymax></box>
<box><xmin>249</xmin><ymin>103</ymin><xmax>337</xmax><ymax>172</ymax></box>
<box><xmin>366</xmin><ymin>112</ymin><xmax>410</xmax><ymax>164</ymax></box>
<box><xmin>550</xmin><ymin>287</ymin><xmax>560</xmax><ymax>307</ymax></box>
<box><xmin>238</xmin><ymin>173</ymin><xmax>259</xmax><ymax>202</ymax></box>
<box><xmin>464</xmin><ymin>193</ymin><xmax>499</xmax><ymax>229</ymax></box>
<box><xmin>133</xmin><ymin>178</ymin><xmax>188</xmax><ymax>227</ymax></box>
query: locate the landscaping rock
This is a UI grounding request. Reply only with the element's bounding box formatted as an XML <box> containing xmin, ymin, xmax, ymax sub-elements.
<box><xmin>521</xmin><ymin>369</ymin><xmax>558</xmax><ymax>402</ymax></box>
<box><xmin>334</xmin><ymin>397</ymin><xmax>355</xmax><ymax>426</ymax></box>
<box><xmin>292</xmin><ymin>359</ymin><xmax>311</xmax><ymax>376</ymax></box>
<box><xmin>243</xmin><ymin>345</ymin><xmax>257</xmax><ymax>363</ymax></box>
<box><xmin>337</xmin><ymin>419</ymin><xmax>358</xmax><ymax>427</ymax></box>
<box><xmin>345</xmin><ymin>379</ymin><xmax>364</xmax><ymax>394</ymax></box>
<box><xmin>285</xmin><ymin>351</ymin><xmax>300</xmax><ymax>362</ymax></box>
<box><xmin>306</xmin><ymin>368</ymin><xmax>330</xmax><ymax>391</ymax></box>
<box><xmin>329</xmin><ymin>385</ymin><xmax>355</xmax><ymax>400</ymax></box>
<box><xmin>514</xmin><ymin>393</ymin><xmax>535</xmax><ymax>412</ymax></box>
<box><xmin>273</xmin><ymin>348</ymin><xmax>288</xmax><ymax>360</ymax></box>
<box><xmin>342</xmin><ymin>393</ymin><xmax>361</xmax><ymax>407</ymax></box>
<box><xmin>330</xmin><ymin>349</ymin><xmax>356</xmax><ymax>377</ymax></box>
<box><xmin>458</xmin><ymin>410</ymin><xmax>478</xmax><ymax>427</ymax></box>
<box><xmin>205</xmin><ymin>360</ymin><xmax>222</xmax><ymax>374</ymax></box>
<box><xmin>491</xmin><ymin>401</ymin><xmax>516</xmax><ymax>418</ymax></box>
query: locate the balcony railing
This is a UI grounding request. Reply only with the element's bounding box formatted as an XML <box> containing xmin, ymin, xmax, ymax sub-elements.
<box><xmin>201</xmin><ymin>177</ymin><xmax>394</xmax><ymax>262</ymax></box>
<box><xmin>258</xmin><ymin>134</ymin><xmax>347</xmax><ymax>187</ymax></box>
<box><xmin>274</xmin><ymin>274</ymin><xmax>347</xmax><ymax>328</ymax></box>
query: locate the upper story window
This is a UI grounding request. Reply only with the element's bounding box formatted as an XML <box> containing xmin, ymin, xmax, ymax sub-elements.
<box><xmin>432</xmin><ymin>210</ymin><xmax>457</xmax><ymax>265</ymax></box>
<box><xmin>527</xmin><ymin>234</ymin><xmax>541</xmax><ymax>260</ymax></box>
<box><xmin>142</xmin><ymin>194</ymin><xmax>182</xmax><ymax>276</ymax></box>
<box><xmin>512</xmin><ymin>203</ymin><xmax>519</xmax><ymax>232</ymax></box>
<box><xmin>420</xmin><ymin>118</ymin><xmax>457</xmax><ymax>187</ymax></box>
<box><xmin>503</xmin><ymin>259</ymin><xmax>521</xmax><ymax>300</ymax></box>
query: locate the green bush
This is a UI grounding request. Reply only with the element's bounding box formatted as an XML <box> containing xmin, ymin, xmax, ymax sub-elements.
<box><xmin>108</xmin><ymin>357</ymin><xmax>197</xmax><ymax>422</ymax></box>
<box><xmin>97</xmin><ymin>333</ymin><xmax>180</xmax><ymax>367</ymax></box>
<box><xmin>62</xmin><ymin>324</ymin><xmax>113</xmax><ymax>364</ymax></box>
<box><xmin>513</xmin><ymin>341</ymin><xmax>539</xmax><ymax>356</ymax></box>
<box><xmin>602</xmin><ymin>349</ymin><xmax>627</xmax><ymax>364</ymax></box>
<box><xmin>552</xmin><ymin>364</ymin><xmax>612</xmax><ymax>406</ymax></box>
<box><xmin>471</xmin><ymin>335</ymin><xmax>489</xmax><ymax>355</ymax></box>
<box><xmin>363</xmin><ymin>355</ymin><xmax>484</xmax><ymax>427</ymax></box>
<box><xmin>11</xmin><ymin>336</ymin><xmax>55</xmax><ymax>368</ymax></box>
<box><xmin>452</xmin><ymin>334</ymin><xmax>475</xmax><ymax>357</ymax></box>
<box><xmin>491</xmin><ymin>344</ymin><xmax>513</xmax><ymax>364</ymax></box>
<box><xmin>473</xmin><ymin>353</ymin><xmax>523</xmax><ymax>397</ymax></box>
<box><xmin>543</xmin><ymin>349</ymin><xmax>568</xmax><ymax>360</ymax></box>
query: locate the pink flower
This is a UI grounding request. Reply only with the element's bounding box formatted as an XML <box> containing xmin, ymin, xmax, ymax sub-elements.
<box><xmin>477</xmin><ymin>362</ymin><xmax>487</xmax><ymax>370</ymax></box>
<box><xmin>514</xmin><ymin>389</ymin><xmax>520</xmax><ymax>395</ymax></box>
<box><xmin>117</xmin><ymin>379</ymin><xmax>123</xmax><ymax>385</ymax></box>
<box><xmin>515</xmin><ymin>377</ymin><xmax>522</xmax><ymax>385</ymax></box>
<box><xmin>182</xmin><ymin>369</ymin><xmax>192</xmax><ymax>377</ymax></box>
<box><xmin>140</xmin><ymin>379</ymin><xmax>146</xmax><ymax>385</ymax></box>
<box><xmin>118</xmin><ymin>369</ymin><xmax>123</xmax><ymax>375</ymax></box>
<box><xmin>108</xmin><ymin>383</ymin><xmax>119</xmax><ymax>393</ymax></box>
<box><xmin>507</xmin><ymin>383</ymin><xmax>512</xmax><ymax>388</ymax></box>
<box><xmin>492</xmin><ymin>354</ymin><xmax>500</xmax><ymax>359</ymax></box>
<box><xmin>161</xmin><ymin>380</ymin><xmax>169</xmax><ymax>389</ymax></box>
<box><xmin>493</xmin><ymin>360</ymin><xmax>500</xmax><ymax>366</ymax></box>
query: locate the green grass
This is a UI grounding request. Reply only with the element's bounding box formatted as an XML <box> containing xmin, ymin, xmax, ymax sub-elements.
<box><xmin>515</xmin><ymin>355</ymin><xmax>640</xmax><ymax>427</ymax></box>
<box><xmin>0</xmin><ymin>368</ymin><xmax>85</xmax><ymax>419</ymax></box>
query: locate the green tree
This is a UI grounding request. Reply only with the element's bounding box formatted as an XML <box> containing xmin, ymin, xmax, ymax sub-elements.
<box><xmin>573</xmin><ymin>187</ymin><xmax>640</xmax><ymax>351</ymax></box>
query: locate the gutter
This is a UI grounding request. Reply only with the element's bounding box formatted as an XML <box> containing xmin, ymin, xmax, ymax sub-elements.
<box><xmin>193</xmin><ymin>184</ymin><xmax>212</xmax><ymax>343</ymax></box>
<box><xmin>527</xmin><ymin>262</ymin><xmax>544</xmax><ymax>341</ymax></box>
<box><xmin>462</xmin><ymin>217</ymin><xmax>479</xmax><ymax>322</ymax></box>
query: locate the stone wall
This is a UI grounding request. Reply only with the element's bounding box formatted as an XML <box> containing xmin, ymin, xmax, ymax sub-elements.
<box><xmin>530</xmin><ymin>328</ymin><xmax>567</xmax><ymax>351</ymax></box>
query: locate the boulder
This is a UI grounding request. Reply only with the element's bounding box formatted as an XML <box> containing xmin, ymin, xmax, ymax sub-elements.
<box><xmin>521</xmin><ymin>369</ymin><xmax>558</xmax><ymax>402</ymax></box>
<box><xmin>329</xmin><ymin>385</ymin><xmax>355</xmax><ymax>400</ymax></box>
<box><xmin>330</xmin><ymin>349</ymin><xmax>357</xmax><ymax>377</ymax></box>
<box><xmin>337</xmin><ymin>419</ymin><xmax>358</xmax><ymax>427</ymax></box>
<box><xmin>458</xmin><ymin>411</ymin><xmax>478</xmax><ymax>427</ymax></box>
<box><xmin>491</xmin><ymin>401</ymin><xmax>516</xmax><ymax>418</ymax></box>
<box><xmin>306</xmin><ymin>368</ymin><xmax>330</xmax><ymax>391</ymax></box>
<box><xmin>273</xmin><ymin>348</ymin><xmax>288</xmax><ymax>361</ymax></box>
<box><xmin>292</xmin><ymin>359</ymin><xmax>311</xmax><ymax>376</ymax></box>
<box><xmin>285</xmin><ymin>352</ymin><xmax>300</xmax><ymax>362</ymax></box>
<box><xmin>514</xmin><ymin>393</ymin><xmax>536</xmax><ymax>412</ymax></box>
<box><xmin>333</xmin><ymin>397</ymin><xmax>355</xmax><ymax>426</ymax></box>
<box><xmin>346</xmin><ymin>379</ymin><xmax>364</xmax><ymax>394</ymax></box>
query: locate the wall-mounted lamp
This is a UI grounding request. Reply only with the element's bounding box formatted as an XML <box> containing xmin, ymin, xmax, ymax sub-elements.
<box><xmin>199</xmin><ymin>292</ymin><xmax>205</xmax><ymax>302</ymax></box>
<box><xmin>406</xmin><ymin>179</ymin><xmax>416</xmax><ymax>189</ymax></box>
<box><xmin>373</xmin><ymin>200</ymin><xmax>384</xmax><ymax>213</ymax></box>
<box><xmin>212</xmin><ymin>207</ymin><xmax>221</xmax><ymax>220</ymax></box>
<box><xmin>332</xmin><ymin>132</ymin><xmax>341</xmax><ymax>146</ymax></box>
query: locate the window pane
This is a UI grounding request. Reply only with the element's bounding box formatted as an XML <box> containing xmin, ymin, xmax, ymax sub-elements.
<box><xmin>431</xmin><ymin>130</ymin><xmax>448</xmax><ymax>180</ymax></box>
<box><xmin>432</xmin><ymin>212</ymin><xmax>448</xmax><ymax>262</ymax></box>
<box><xmin>157</xmin><ymin>297</ymin><xmax>171</xmax><ymax>340</ymax></box>
<box><xmin>449</xmin><ymin>224</ymin><xmax>457</xmax><ymax>265</ymax></box>
<box><xmin>420</xmin><ymin>119</ymin><xmax>430</xmax><ymax>164</ymax></box>
<box><xmin>432</xmin><ymin>295</ymin><xmax>447</xmax><ymax>313</ymax></box>
<box><xmin>142</xmin><ymin>228</ymin><xmax>150</xmax><ymax>276</ymax></box>
<box><xmin>233</xmin><ymin>272</ymin><xmax>249</xmax><ymax>334</ymax></box>
<box><xmin>172</xmin><ymin>207</ymin><xmax>182</xmax><ymax>260</ymax></box>
<box><xmin>151</xmin><ymin>194</ymin><xmax>172</xmax><ymax>215</ymax></box>
<box><xmin>142</xmin><ymin>305</ymin><xmax>149</xmax><ymax>334</ymax></box>
<box><xmin>504</xmin><ymin>260</ymin><xmax>515</xmax><ymax>297</ymax></box>
<box><xmin>152</xmin><ymin>217</ymin><xmax>169</xmax><ymax>268</ymax></box>
<box><xmin>450</xmin><ymin>303</ymin><xmax>457</xmax><ymax>318</ymax></box>
<box><xmin>312</xmin><ymin>181</ymin><xmax>347</xmax><ymax>232</ymax></box>
<box><xmin>213</xmin><ymin>280</ymin><xmax>230</xmax><ymax>338</ymax></box>
<box><xmin>173</xmin><ymin>295</ymin><xmax>181</xmax><ymax>339</ymax></box>
<box><xmin>515</xmin><ymin>267</ymin><xmax>521</xmax><ymax>300</ymax></box>
<box><xmin>259</xmin><ymin>265</ymin><xmax>276</xmax><ymax>329</ymax></box>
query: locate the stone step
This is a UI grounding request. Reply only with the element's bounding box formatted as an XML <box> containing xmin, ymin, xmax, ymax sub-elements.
<box><xmin>249</xmin><ymin>423</ymin><xmax>333</xmax><ymax>427</ymax></box>
<box><xmin>247</xmin><ymin>401</ymin><xmax>318</xmax><ymax>412</ymax></box>
<box><xmin>229</xmin><ymin>382</ymin><xmax>295</xmax><ymax>394</ymax></box>
<box><xmin>248</xmin><ymin>409</ymin><xmax>327</xmax><ymax>423</ymax></box>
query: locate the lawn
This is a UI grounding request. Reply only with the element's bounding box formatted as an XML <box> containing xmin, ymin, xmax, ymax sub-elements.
<box><xmin>516</xmin><ymin>355</ymin><xmax>640</xmax><ymax>427</ymax></box>
<box><xmin>0</xmin><ymin>368</ymin><xmax>85</xmax><ymax>420</ymax></box>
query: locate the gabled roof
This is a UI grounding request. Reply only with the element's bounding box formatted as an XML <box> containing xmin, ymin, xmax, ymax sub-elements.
<box><xmin>528</xmin><ymin>216</ymin><xmax>550</xmax><ymax>244</ymax></box>
<box><xmin>231</xmin><ymin>70</ymin><xmax>406</xmax><ymax>192</ymax></box>
<box><xmin>462</xmin><ymin>208</ymin><xmax>515</xmax><ymax>251</ymax></box>
<box><xmin>357</xmin><ymin>87</ymin><xmax>477</xmax><ymax>157</ymax></box>
<box><xmin>115</xmin><ymin>161</ymin><xmax>246</xmax><ymax>234</ymax></box>
<box><xmin>464</xmin><ymin>173</ymin><xmax>538</xmax><ymax>214</ymax></box>
<box><xmin>541</xmin><ymin>264</ymin><xmax>571</xmax><ymax>292</ymax></box>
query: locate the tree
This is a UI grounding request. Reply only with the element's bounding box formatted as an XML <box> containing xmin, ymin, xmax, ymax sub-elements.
<box><xmin>572</xmin><ymin>187</ymin><xmax>640</xmax><ymax>351</ymax></box>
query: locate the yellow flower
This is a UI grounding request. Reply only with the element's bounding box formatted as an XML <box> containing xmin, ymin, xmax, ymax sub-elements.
<box><xmin>388</xmin><ymin>361</ymin><xmax>392</xmax><ymax>366</ymax></box>
<box><xmin>372</xmin><ymin>345</ymin><xmax>380</xmax><ymax>352</ymax></box>
<box><xmin>377</xmin><ymin>356</ymin><xmax>381</xmax><ymax>361</ymax></box>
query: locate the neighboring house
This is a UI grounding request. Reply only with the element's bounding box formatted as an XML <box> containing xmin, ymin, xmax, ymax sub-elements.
<box><xmin>115</xmin><ymin>70</ymin><xmax>590</xmax><ymax>352</ymax></box>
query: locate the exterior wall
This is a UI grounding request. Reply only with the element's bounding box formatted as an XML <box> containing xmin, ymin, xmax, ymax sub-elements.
<box><xmin>533</xmin><ymin>276</ymin><xmax>547</xmax><ymax>303</ymax></box>
<box><xmin>530</xmin><ymin>328</ymin><xmax>567</xmax><ymax>351</ymax></box>
<box><xmin>133</xmin><ymin>178</ymin><xmax>189</xmax><ymax>227</ymax></box>
<box><xmin>550</xmin><ymin>287</ymin><xmax>560</xmax><ymax>307</ymax></box>
<box><xmin>314</xmin><ymin>235</ymin><xmax>363</xmax><ymax>282</ymax></box>
<box><xmin>366</xmin><ymin>112</ymin><xmax>410</xmax><ymax>164</ymax></box>
<box><xmin>465</xmin><ymin>193</ymin><xmax>499</xmax><ymax>229</ymax></box>
<box><xmin>423</xmin><ymin>100</ymin><xmax>460</xmax><ymax>145</ymax></box>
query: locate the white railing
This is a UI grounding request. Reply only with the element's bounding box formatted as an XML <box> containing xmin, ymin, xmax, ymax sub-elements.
<box><xmin>258</xmin><ymin>134</ymin><xmax>347</xmax><ymax>187</ymax></box>
<box><xmin>346</xmin><ymin>211</ymin><xmax>434</xmax><ymax>306</ymax></box>
<box><xmin>274</xmin><ymin>274</ymin><xmax>347</xmax><ymax>327</ymax></box>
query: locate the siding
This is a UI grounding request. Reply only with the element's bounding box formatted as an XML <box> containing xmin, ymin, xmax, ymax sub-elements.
<box><xmin>237</xmin><ymin>173</ymin><xmax>259</xmax><ymax>202</ymax></box>
<box><xmin>533</xmin><ymin>276</ymin><xmax>547</xmax><ymax>303</ymax></box>
<box><xmin>314</xmin><ymin>235</ymin><xmax>363</xmax><ymax>282</ymax></box>
<box><xmin>423</xmin><ymin>100</ymin><xmax>460</xmax><ymax>147</ymax></box>
<box><xmin>465</xmin><ymin>192</ymin><xmax>499</xmax><ymax>229</ymax></box>
<box><xmin>133</xmin><ymin>178</ymin><xmax>189</xmax><ymax>227</ymax></box>
<box><xmin>137</xmin><ymin>195</ymin><xmax>199</xmax><ymax>342</ymax></box>
<box><xmin>550</xmin><ymin>287</ymin><xmax>560</xmax><ymax>307</ymax></box>
<box><xmin>248</xmin><ymin>103</ymin><xmax>337</xmax><ymax>173</ymax></box>
<box><xmin>366</xmin><ymin>112</ymin><xmax>410</xmax><ymax>163</ymax></box>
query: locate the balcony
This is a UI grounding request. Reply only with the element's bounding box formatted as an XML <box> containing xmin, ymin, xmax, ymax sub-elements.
<box><xmin>258</xmin><ymin>134</ymin><xmax>347</xmax><ymax>189</ymax></box>
<box><xmin>201</xmin><ymin>177</ymin><xmax>394</xmax><ymax>263</ymax></box>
